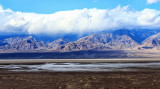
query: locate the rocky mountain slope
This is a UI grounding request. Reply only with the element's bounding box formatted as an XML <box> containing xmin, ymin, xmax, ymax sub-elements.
<box><xmin>47</xmin><ymin>39</ymin><xmax>69</xmax><ymax>49</ymax></box>
<box><xmin>0</xmin><ymin>29</ymin><xmax>160</xmax><ymax>53</ymax></box>
<box><xmin>0</xmin><ymin>36</ymin><xmax>47</xmax><ymax>52</ymax></box>
<box><xmin>138</xmin><ymin>33</ymin><xmax>160</xmax><ymax>50</ymax></box>
<box><xmin>57</xmin><ymin>33</ymin><xmax>138</xmax><ymax>52</ymax></box>
<box><xmin>113</xmin><ymin>29</ymin><xmax>159</xmax><ymax>44</ymax></box>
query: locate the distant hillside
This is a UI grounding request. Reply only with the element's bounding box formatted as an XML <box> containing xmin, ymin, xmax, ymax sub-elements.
<box><xmin>57</xmin><ymin>33</ymin><xmax>138</xmax><ymax>52</ymax></box>
<box><xmin>1</xmin><ymin>29</ymin><xmax>160</xmax><ymax>58</ymax></box>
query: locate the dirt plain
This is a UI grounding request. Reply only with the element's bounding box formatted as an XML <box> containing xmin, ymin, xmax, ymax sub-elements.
<box><xmin>0</xmin><ymin>70</ymin><xmax>160</xmax><ymax>89</ymax></box>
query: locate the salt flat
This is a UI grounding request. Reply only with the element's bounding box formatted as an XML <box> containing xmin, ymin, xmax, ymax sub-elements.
<box><xmin>1</xmin><ymin>62</ymin><xmax>160</xmax><ymax>72</ymax></box>
<box><xmin>0</xmin><ymin>58</ymin><xmax>160</xmax><ymax>64</ymax></box>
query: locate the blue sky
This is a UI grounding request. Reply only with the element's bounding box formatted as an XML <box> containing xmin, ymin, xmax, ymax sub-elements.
<box><xmin>0</xmin><ymin>0</ymin><xmax>160</xmax><ymax>14</ymax></box>
<box><xmin>0</xmin><ymin>0</ymin><xmax>160</xmax><ymax>35</ymax></box>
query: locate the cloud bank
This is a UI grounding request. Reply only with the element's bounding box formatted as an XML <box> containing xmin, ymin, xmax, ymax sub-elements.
<box><xmin>147</xmin><ymin>0</ymin><xmax>160</xmax><ymax>4</ymax></box>
<box><xmin>0</xmin><ymin>5</ymin><xmax>160</xmax><ymax>35</ymax></box>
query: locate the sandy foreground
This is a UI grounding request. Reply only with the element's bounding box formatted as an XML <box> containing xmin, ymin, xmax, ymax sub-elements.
<box><xmin>1</xmin><ymin>58</ymin><xmax>160</xmax><ymax>64</ymax></box>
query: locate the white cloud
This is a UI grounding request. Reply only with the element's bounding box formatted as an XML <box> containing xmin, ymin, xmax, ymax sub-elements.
<box><xmin>147</xmin><ymin>0</ymin><xmax>160</xmax><ymax>4</ymax></box>
<box><xmin>0</xmin><ymin>6</ymin><xmax>2</xmax><ymax>10</ymax></box>
<box><xmin>0</xmin><ymin>5</ymin><xmax>160</xmax><ymax>35</ymax></box>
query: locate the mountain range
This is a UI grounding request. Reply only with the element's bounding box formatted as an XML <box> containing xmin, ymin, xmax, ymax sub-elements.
<box><xmin>1</xmin><ymin>29</ymin><xmax>160</xmax><ymax>58</ymax></box>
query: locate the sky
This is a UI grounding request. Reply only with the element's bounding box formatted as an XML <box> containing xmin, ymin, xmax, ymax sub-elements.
<box><xmin>0</xmin><ymin>0</ymin><xmax>160</xmax><ymax>36</ymax></box>
<box><xmin>0</xmin><ymin>0</ymin><xmax>160</xmax><ymax>14</ymax></box>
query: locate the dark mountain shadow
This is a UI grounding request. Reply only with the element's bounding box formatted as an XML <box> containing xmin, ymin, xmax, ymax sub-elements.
<box><xmin>0</xmin><ymin>50</ymin><xmax>127</xmax><ymax>59</ymax></box>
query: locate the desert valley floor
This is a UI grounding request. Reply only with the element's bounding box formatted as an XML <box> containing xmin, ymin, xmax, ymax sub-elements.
<box><xmin>1</xmin><ymin>59</ymin><xmax>160</xmax><ymax>89</ymax></box>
